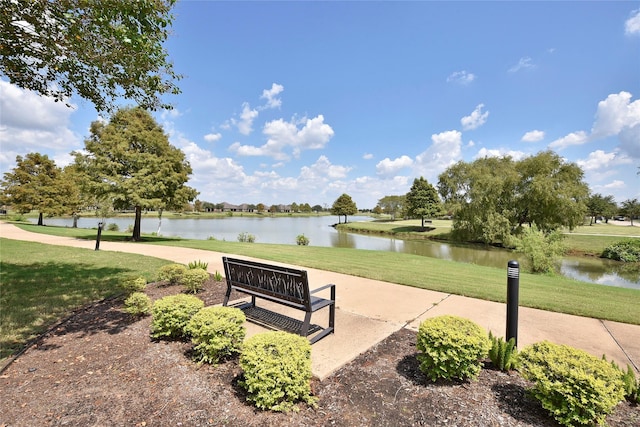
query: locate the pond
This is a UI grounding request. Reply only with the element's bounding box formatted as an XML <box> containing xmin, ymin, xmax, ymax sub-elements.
<box><xmin>33</xmin><ymin>215</ymin><xmax>640</xmax><ymax>290</ymax></box>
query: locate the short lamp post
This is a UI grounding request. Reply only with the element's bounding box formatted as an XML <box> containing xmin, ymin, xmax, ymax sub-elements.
<box><xmin>95</xmin><ymin>222</ymin><xmax>103</xmax><ymax>251</ymax></box>
<box><xmin>506</xmin><ymin>260</ymin><xmax>519</xmax><ymax>347</ymax></box>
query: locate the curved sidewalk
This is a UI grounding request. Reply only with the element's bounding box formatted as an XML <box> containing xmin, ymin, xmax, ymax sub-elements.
<box><xmin>1</xmin><ymin>222</ymin><xmax>639</xmax><ymax>379</ymax></box>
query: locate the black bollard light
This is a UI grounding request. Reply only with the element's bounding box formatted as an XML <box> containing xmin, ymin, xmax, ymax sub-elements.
<box><xmin>506</xmin><ymin>260</ymin><xmax>519</xmax><ymax>347</ymax></box>
<box><xmin>95</xmin><ymin>222</ymin><xmax>103</xmax><ymax>251</ymax></box>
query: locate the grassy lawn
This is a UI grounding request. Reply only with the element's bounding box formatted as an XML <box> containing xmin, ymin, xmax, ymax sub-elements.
<box><xmin>0</xmin><ymin>238</ymin><xmax>171</xmax><ymax>362</ymax></box>
<box><xmin>7</xmin><ymin>223</ymin><xmax>640</xmax><ymax>326</ymax></box>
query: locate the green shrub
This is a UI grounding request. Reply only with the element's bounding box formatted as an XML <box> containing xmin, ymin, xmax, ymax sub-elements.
<box><xmin>119</xmin><ymin>276</ymin><xmax>147</xmax><ymax>294</ymax></box>
<box><xmin>518</xmin><ymin>341</ymin><xmax>625</xmax><ymax>427</ymax></box>
<box><xmin>150</xmin><ymin>294</ymin><xmax>204</xmax><ymax>339</ymax></box>
<box><xmin>488</xmin><ymin>332</ymin><xmax>518</xmax><ymax>371</ymax></box>
<box><xmin>188</xmin><ymin>259</ymin><xmax>209</xmax><ymax>270</ymax></box>
<box><xmin>602</xmin><ymin>239</ymin><xmax>640</xmax><ymax>262</ymax></box>
<box><xmin>212</xmin><ymin>270</ymin><xmax>223</xmax><ymax>281</ymax></box>
<box><xmin>158</xmin><ymin>263</ymin><xmax>187</xmax><ymax>285</ymax></box>
<box><xmin>186</xmin><ymin>306</ymin><xmax>246</xmax><ymax>364</ymax></box>
<box><xmin>123</xmin><ymin>292</ymin><xmax>152</xmax><ymax>317</ymax></box>
<box><xmin>416</xmin><ymin>315</ymin><xmax>491</xmax><ymax>382</ymax></box>
<box><xmin>182</xmin><ymin>268</ymin><xmax>209</xmax><ymax>294</ymax></box>
<box><xmin>237</xmin><ymin>232</ymin><xmax>256</xmax><ymax>243</ymax></box>
<box><xmin>239</xmin><ymin>331</ymin><xmax>317</xmax><ymax>412</ymax></box>
<box><xmin>106</xmin><ymin>222</ymin><xmax>119</xmax><ymax>231</ymax></box>
<box><xmin>296</xmin><ymin>234</ymin><xmax>310</xmax><ymax>246</ymax></box>
<box><xmin>514</xmin><ymin>226</ymin><xmax>566</xmax><ymax>274</ymax></box>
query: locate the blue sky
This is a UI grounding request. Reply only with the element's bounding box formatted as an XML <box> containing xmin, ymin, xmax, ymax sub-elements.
<box><xmin>1</xmin><ymin>1</ymin><xmax>639</xmax><ymax>209</ymax></box>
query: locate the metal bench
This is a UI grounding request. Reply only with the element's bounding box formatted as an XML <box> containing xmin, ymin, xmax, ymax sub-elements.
<box><xmin>222</xmin><ymin>257</ymin><xmax>336</xmax><ymax>344</ymax></box>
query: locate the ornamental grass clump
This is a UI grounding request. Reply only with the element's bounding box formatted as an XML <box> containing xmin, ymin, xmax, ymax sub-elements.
<box><xmin>150</xmin><ymin>294</ymin><xmax>204</xmax><ymax>340</ymax></box>
<box><xmin>416</xmin><ymin>315</ymin><xmax>491</xmax><ymax>382</ymax></box>
<box><xmin>182</xmin><ymin>268</ymin><xmax>209</xmax><ymax>294</ymax></box>
<box><xmin>488</xmin><ymin>331</ymin><xmax>518</xmax><ymax>371</ymax></box>
<box><xmin>239</xmin><ymin>331</ymin><xmax>317</xmax><ymax>412</ymax></box>
<box><xmin>518</xmin><ymin>341</ymin><xmax>625</xmax><ymax>427</ymax></box>
<box><xmin>186</xmin><ymin>306</ymin><xmax>246</xmax><ymax>364</ymax></box>
<box><xmin>157</xmin><ymin>263</ymin><xmax>187</xmax><ymax>285</ymax></box>
<box><xmin>123</xmin><ymin>292</ymin><xmax>152</xmax><ymax>317</ymax></box>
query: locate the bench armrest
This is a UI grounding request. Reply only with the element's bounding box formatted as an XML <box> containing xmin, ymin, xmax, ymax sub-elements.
<box><xmin>310</xmin><ymin>283</ymin><xmax>335</xmax><ymax>294</ymax></box>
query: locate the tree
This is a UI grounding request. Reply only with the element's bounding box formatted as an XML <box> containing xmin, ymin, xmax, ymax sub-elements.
<box><xmin>0</xmin><ymin>0</ymin><xmax>181</xmax><ymax>112</ymax></box>
<box><xmin>331</xmin><ymin>193</ymin><xmax>357</xmax><ymax>224</ymax></box>
<box><xmin>0</xmin><ymin>153</ymin><xmax>75</xmax><ymax>225</ymax></box>
<box><xmin>438</xmin><ymin>151</ymin><xmax>589</xmax><ymax>245</ymax></box>
<box><xmin>74</xmin><ymin>107</ymin><xmax>197</xmax><ymax>241</ymax></box>
<box><xmin>405</xmin><ymin>177</ymin><xmax>442</xmax><ymax>228</ymax></box>
<box><xmin>586</xmin><ymin>194</ymin><xmax>617</xmax><ymax>225</ymax></box>
<box><xmin>377</xmin><ymin>195</ymin><xmax>405</xmax><ymax>220</ymax></box>
<box><xmin>620</xmin><ymin>199</ymin><xmax>640</xmax><ymax>226</ymax></box>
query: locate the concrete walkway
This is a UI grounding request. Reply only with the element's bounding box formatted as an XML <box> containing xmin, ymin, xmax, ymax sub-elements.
<box><xmin>1</xmin><ymin>222</ymin><xmax>639</xmax><ymax>380</ymax></box>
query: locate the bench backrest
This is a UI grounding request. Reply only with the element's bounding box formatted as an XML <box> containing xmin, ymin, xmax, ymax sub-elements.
<box><xmin>223</xmin><ymin>257</ymin><xmax>311</xmax><ymax>309</ymax></box>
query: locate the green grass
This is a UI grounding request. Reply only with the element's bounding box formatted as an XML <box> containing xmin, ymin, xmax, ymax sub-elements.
<box><xmin>0</xmin><ymin>238</ymin><xmax>171</xmax><ymax>362</ymax></box>
<box><xmin>339</xmin><ymin>218</ymin><xmax>452</xmax><ymax>238</ymax></box>
<box><xmin>2</xmin><ymin>222</ymin><xmax>639</xmax><ymax>367</ymax></box>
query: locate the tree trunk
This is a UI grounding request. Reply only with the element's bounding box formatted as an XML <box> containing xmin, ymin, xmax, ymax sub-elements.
<box><xmin>421</xmin><ymin>216</ymin><xmax>425</xmax><ymax>228</ymax></box>
<box><xmin>157</xmin><ymin>209</ymin><xmax>163</xmax><ymax>235</ymax></box>
<box><xmin>37</xmin><ymin>212</ymin><xmax>43</xmax><ymax>225</ymax></box>
<box><xmin>72</xmin><ymin>213</ymin><xmax>78</xmax><ymax>228</ymax></box>
<box><xmin>132</xmin><ymin>206</ymin><xmax>142</xmax><ymax>241</ymax></box>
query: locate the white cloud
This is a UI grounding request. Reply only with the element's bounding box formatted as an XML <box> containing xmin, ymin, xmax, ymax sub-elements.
<box><xmin>0</xmin><ymin>81</ymin><xmax>83</xmax><ymax>173</ymax></box>
<box><xmin>299</xmin><ymin>155</ymin><xmax>351</xmax><ymax>180</ymax></box>
<box><xmin>460</xmin><ymin>104</ymin><xmax>489</xmax><ymax>131</ymax></box>
<box><xmin>260</xmin><ymin>83</ymin><xmax>284</xmax><ymax>109</ymax></box>
<box><xmin>363</xmin><ymin>153</ymin><xmax>373</xmax><ymax>160</ymax></box>
<box><xmin>204</xmin><ymin>132</ymin><xmax>222</xmax><ymax>142</ymax></box>
<box><xmin>521</xmin><ymin>130</ymin><xmax>545</xmax><ymax>142</ymax></box>
<box><xmin>234</xmin><ymin>103</ymin><xmax>259</xmax><ymax>135</ymax></box>
<box><xmin>375</xmin><ymin>155</ymin><xmax>414</xmax><ymax>177</ymax></box>
<box><xmin>625</xmin><ymin>9</ymin><xmax>640</xmax><ymax>35</ymax></box>
<box><xmin>475</xmin><ymin>147</ymin><xmax>526</xmax><ymax>161</ymax></box>
<box><xmin>591</xmin><ymin>91</ymin><xmax>640</xmax><ymax>138</ymax></box>
<box><xmin>601</xmin><ymin>180</ymin><xmax>625</xmax><ymax>190</ymax></box>
<box><xmin>414</xmin><ymin>130</ymin><xmax>463</xmax><ymax>180</ymax></box>
<box><xmin>508</xmin><ymin>56</ymin><xmax>535</xmax><ymax>73</ymax></box>
<box><xmin>230</xmin><ymin>115</ymin><xmax>334</xmax><ymax>161</ymax></box>
<box><xmin>446</xmin><ymin>70</ymin><xmax>476</xmax><ymax>85</ymax></box>
<box><xmin>548</xmin><ymin>131</ymin><xmax>589</xmax><ymax>150</ymax></box>
<box><xmin>576</xmin><ymin>149</ymin><xmax>632</xmax><ymax>172</ymax></box>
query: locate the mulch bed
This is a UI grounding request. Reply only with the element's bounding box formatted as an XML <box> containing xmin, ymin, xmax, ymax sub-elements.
<box><xmin>1</xmin><ymin>278</ymin><xmax>638</xmax><ymax>426</ymax></box>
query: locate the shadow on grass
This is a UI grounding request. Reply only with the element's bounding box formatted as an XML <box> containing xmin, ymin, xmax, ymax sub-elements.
<box><xmin>0</xmin><ymin>261</ymin><xmax>137</xmax><ymax>360</ymax></box>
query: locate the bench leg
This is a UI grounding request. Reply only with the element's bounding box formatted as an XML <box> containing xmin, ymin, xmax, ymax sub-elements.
<box><xmin>301</xmin><ymin>312</ymin><xmax>312</xmax><ymax>337</ymax></box>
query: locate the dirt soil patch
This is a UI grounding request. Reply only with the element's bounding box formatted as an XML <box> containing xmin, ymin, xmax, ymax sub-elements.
<box><xmin>1</xmin><ymin>279</ymin><xmax>638</xmax><ymax>426</ymax></box>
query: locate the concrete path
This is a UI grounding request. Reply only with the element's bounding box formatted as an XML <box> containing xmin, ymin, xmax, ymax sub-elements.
<box><xmin>1</xmin><ymin>222</ymin><xmax>639</xmax><ymax>380</ymax></box>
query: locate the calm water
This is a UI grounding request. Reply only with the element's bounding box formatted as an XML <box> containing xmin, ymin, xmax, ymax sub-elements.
<box><xmin>35</xmin><ymin>215</ymin><xmax>640</xmax><ymax>289</ymax></box>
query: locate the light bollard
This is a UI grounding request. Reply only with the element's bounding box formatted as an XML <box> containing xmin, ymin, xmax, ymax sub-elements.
<box><xmin>506</xmin><ymin>260</ymin><xmax>519</xmax><ymax>347</ymax></box>
<box><xmin>95</xmin><ymin>222</ymin><xmax>103</xmax><ymax>251</ymax></box>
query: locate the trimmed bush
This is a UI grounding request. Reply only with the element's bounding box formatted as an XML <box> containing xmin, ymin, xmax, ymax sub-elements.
<box><xmin>416</xmin><ymin>315</ymin><xmax>491</xmax><ymax>382</ymax></box>
<box><xmin>186</xmin><ymin>306</ymin><xmax>246</xmax><ymax>364</ymax></box>
<box><xmin>119</xmin><ymin>276</ymin><xmax>147</xmax><ymax>294</ymax></box>
<box><xmin>239</xmin><ymin>331</ymin><xmax>317</xmax><ymax>412</ymax></box>
<box><xmin>123</xmin><ymin>292</ymin><xmax>152</xmax><ymax>317</ymax></box>
<box><xmin>151</xmin><ymin>294</ymin><xmax>204</xmax><ymax>339</ymax></box>
<box><xmin>518</xmin><ymin>341</ymin><xmax>625</xmax><ymax>427</ymax></box>
<box><xmin>488</xmin><ymin>332</ymin><xmax>518</xmax><ymax>371</ymax></box>
<box><xmin>182</xmin><ymin>268</ymin><xmax>209</xmax><ymax>294</ymax></box>
<box><xmin>602</xmin><ymin>238</ymin><xmax>640</xmax><ymax>262</ymax></box>
<box><xmin>158</xmin><ymin>263</ymin><xmax>187</xmax><ymax>285</ymax></box>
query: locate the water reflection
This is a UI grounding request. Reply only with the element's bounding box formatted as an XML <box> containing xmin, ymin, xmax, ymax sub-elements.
<box><xmin>31</xmin><ymin>216</ymin><xmax>639</xmax><ymax>289</ymax></box>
